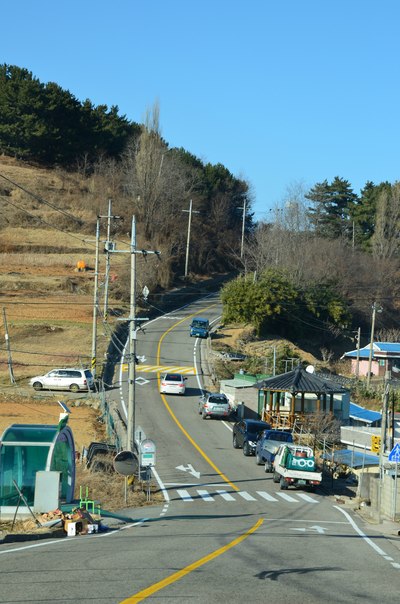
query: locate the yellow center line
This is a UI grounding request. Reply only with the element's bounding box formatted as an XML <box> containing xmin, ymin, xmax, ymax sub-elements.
<box><xmin>120</xmin><ymin>518</ymin><xmax>264</xmax><ymax>603</ymax></box>
<box><xmin>156</xmin><ymin>305</ymin><xmax>239</xmax><ymax>492</ymax></box>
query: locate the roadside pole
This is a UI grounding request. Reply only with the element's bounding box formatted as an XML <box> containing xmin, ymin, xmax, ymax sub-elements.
<box><xmin>113</xmin><ymin>215</ymin><xmax>160</xmax><ymax>452</ymax></box>
<box><xmin>91</xmin><ymin>217</ymin><xmax>100</xmax><ymax>378</ymax></box>
<box><xmin>2</xmin><ymin>307</ymin><xmax>16</xmax><ymax>384</ymax></box>
<box><xmin>378</xmin><ymin>372</ymin><xmax>390</xmax><ymax>522</ymax></box>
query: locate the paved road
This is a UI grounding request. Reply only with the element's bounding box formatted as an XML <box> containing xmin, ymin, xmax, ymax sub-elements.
<box><xmin>1</xmin><ymin>293</ymin><xmax>399</xmax><ymax>603</ymax></box>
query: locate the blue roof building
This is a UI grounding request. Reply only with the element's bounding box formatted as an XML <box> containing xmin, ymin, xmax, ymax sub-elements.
<box><xmin>342</xmin><ymin>342</ymin><xmax>400</xmax><ymax>378</ymax></box>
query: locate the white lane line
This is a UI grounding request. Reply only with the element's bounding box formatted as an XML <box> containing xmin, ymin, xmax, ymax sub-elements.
<box><xmin>296</xmin><ymin>493</ymin><xmax>319</xmax><ymax>503</ymax></box>
<box><xmin>276</xmin><ymin>492</ymin><xmax>298</xmax><ymax>502</ymax></box>
<box><xmin>151</xmin><ymin>466</ymin><xmax>170</xmax><ymax>503</ymax></box>
<box><xmin>0</xmin><ymin>519</ymin><xmax>149</xmax><ymax>554</ymax></box>
<box><xmin>334</xmin><ymin>505</ymin><xmax>399</xmax><ymax>570</ymax></box>
<box><xmin>215</xmin><ymin>490</ymin><xmax>236</xmax><ymax>501</ymax></box>
<box><xmin>197</xmin><ymin>490</ymin><xmax>215</xmax><ymax>501</ymax></box>
<box><xmin>238</xmin><ymin>491</ymin><xmax>257</xmax><ymax>501</ymax></box>
<box><xmin>221</xmin><ymin>420</ymin><xmax>233</xmax><ymax>432</ymax></box>
<box><xmin>257</xmin><ymin>491</ymin><xmax>279</xmax><ymax>502</ymax></box>
<box><xmin>176</xmin><ymin>489</ymin><xmax>193</xmax><ymax>501</ymax></box>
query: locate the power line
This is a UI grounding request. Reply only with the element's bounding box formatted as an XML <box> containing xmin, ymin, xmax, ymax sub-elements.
<box><xmin>0</xmin><ymin>171</ymin><xmax>84</xmax><ymax>223</ymax></box>
<box><xmin>1</xmin><ymin>196</ymin><xmax>96</xmax><ymax>247</ymax></box>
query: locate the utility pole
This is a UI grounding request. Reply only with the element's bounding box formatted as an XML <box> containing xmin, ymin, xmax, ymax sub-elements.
<box><xmin>240</xmin><ymin>198</ymin><xmax>246</xmax><ymax>259</ymax></box>
<box><xmin>100</xmin><ymin>200</ymin><xmax>122</xmax><ymax>321</ymax></box>
<box><xmin>127</xmin><ymin>215</ymin><xmax>137</xmax><ymax>453</ymax></box>
<box><xmin>91</xmin><ymin>217</ymin><xmax>100</xmax><ymax>378</ymax></box>
<box><xmin>182</xmin><ymin>200</ymin><xmax>199</xmax><ymax>278</ymax></box>
<box><xmin>367</xmin><ymin>302</ymin><xmax>382</xmax><ymax>388</ymax></box>
<box><xmin>103</xmin><ymin>199</ymin><xmax>112</xmax><ymax>320</ymax></box>
<box><xmin>2</xmin><ymin>307</ymin><xmax>15</xmax><ymax>384</ymax></box>
<box><xmin>355</xmin><ymin>327</ymin><xmax>361</xmax><ymax>379</ymax></box>
<box><xmin>114</xmin><ymin>216</ymin><xmax>160</xmax><ymax>452</ymax></box>
<box><xmin>378</xmin><ymin>373</ymin><xmax>390</xmax><ymax>521</ymax></box>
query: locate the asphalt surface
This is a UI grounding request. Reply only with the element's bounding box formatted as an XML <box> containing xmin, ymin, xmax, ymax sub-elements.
<box><xmin>1</xmin><ymin>293</ymin><xmax>399</xmax><ymax>604</ymax></box>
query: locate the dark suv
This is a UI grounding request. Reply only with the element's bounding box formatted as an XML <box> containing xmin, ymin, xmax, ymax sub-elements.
<box><xmin>232</xmin><ymin>419</ymin><xmax>271</xmax><ymax>456</ymax></box>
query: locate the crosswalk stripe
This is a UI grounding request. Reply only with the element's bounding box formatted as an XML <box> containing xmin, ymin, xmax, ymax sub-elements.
<box><xmin>173</xmin><ymin>489</ymin><xmax>319</xmax><ymax>504</ymax></box>
<box><xmin>256</xmin><ymin>491</ymin><xmax>279</xmax><ymax>502</ymax></box>
<box><xmin>296</xmin><ymin>493</ymin><xmax>318</xmax><ymax>503</ymax></box>
<box><xmin>176</xmin><ymin>489</ymin><xmax>193</xmax><ymax>501</ymax></box>
<box><xmin>122</xmin><ymin>364</ymin><xmax>196</xmax><ymax>374</ymax></box>
<box><xmin>237</xmin><ymin>491</ymin><xmax>257</xmax><ymax>502</ymax></box>
<box><xmin>215</xmin><ymin>490</ymin><xmax>236</xmax><ymax>501</ymax></box>
<box><xmin>276</xmin><ymin>492</ymin><xmax>298</xmax><ymax>502</ymax></box>
<box><xmin>197</xmin><ymin>490</ymin><xmax>215</xmax><ymax>501</ymax></box>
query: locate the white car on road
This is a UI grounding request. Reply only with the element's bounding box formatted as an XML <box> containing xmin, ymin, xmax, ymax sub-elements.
<box><xmin>160</xmin><ymin>373</ymin><xmax>187</xmax><ymax>395</ymax></box>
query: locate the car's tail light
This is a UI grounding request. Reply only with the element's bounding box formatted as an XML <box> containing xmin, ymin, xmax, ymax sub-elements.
<box><xmin>83</xmin><ymin>379</ymin><xmax>87</xmax><ymax>385</ymax></box>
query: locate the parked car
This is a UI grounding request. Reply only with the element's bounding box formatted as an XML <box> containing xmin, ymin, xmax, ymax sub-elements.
<box><xmin>160</xmin><ymin>373</ymin><xmax>187</xmax><ymax>395</ymax></box>
<box><xmin>255</xmin><ymin>429</ymin><xmax>293</xmax><ymax>470</ymax></box>
<box><xmin>232</xmin><ymin>419</ymin><xmax>271</xmax><ymax>456</ymax></box>
<box><xmin>198</xmin><ymin>392</ymin><xmax>231</xmax><ymax>419</ymax></box>
<box><xmin>29</xmin><ymin>368</ymin><xmax>94</xmax><ymax>392</ymax></box>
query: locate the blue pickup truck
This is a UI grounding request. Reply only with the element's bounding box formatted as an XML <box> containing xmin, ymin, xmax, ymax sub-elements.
<box><xmin>190</xmin><ymin>317</ymin><xmax>209</xmax><ymax>338</ymax></box>
<box><xmin>255</xmin><ymin>429</ymin><xmax>293</xmax><ymax>472</ymax></box>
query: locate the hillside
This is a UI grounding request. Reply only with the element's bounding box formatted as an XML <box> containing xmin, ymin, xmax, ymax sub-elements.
<box><xmin>0</xmin><ymin>156</ymin><xmax>129</xmax><ymax>388</ymax></box>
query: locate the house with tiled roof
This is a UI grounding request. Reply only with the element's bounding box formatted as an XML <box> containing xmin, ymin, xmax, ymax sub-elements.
<box><xmin>342</xmin><ymin>342</ymin><xmax>400</xmax><ymax>378</ymax></box>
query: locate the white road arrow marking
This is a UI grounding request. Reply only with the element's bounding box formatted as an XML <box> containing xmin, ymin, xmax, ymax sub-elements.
<box><xmin>175</xmin><ymin>463</ymin><xmax>201</xmax><ymax>479</ymax></box>
<box><xmin>292</xmin><ymin>525</ymin><xmax>328</xmax><ymax>534</ymax></box>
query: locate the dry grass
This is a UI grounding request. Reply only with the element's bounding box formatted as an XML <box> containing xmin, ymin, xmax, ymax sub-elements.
<box><xmin>75</xmin><ymin>463</ymin><xmax>164</xmax><ymax>512</ymax></box>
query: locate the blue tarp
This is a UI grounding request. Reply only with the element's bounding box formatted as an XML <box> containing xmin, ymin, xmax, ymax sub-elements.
<box><xmin>322</xmin><ymin>449</ymin><xmax>379</xmax><ymax>468</ymax></box>
<box><xmin>349</xmin><ymin>402</ymin><xmax>381</xmax><ymax>424</ymax></box>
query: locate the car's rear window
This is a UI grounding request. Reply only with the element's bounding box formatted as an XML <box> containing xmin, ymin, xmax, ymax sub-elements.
<box><xmin>165</xmin><ymin>374</ymin><xmax>182</xmax><ymax>381</ymax></box>
<box><xmin>209</xmin><ymin>395</ymin><xmax>228</xmax><ymax>404</ymax></box>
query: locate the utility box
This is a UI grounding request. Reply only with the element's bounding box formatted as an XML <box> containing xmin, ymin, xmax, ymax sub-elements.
<box><xmin>34</xmin><ymin>471</ymin><xmax>61</xmax><ymax>513</ymax></box>
<box><xmin>140</xmin><ymin>439</ymin><xmax>156</xmax><ymax>467</ymax></box>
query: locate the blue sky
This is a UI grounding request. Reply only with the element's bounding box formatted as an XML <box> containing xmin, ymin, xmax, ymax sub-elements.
<box><xmin>2</xmin><ymin>1</ymin><xmax>400</xmax><ymax>219</ymax></box>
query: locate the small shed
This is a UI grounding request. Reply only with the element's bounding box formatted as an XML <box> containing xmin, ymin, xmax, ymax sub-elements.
<box><xmin>255</xmin><ymin>366</ymin><xmax>350</xmax><ymax>429</ymax></box>
<box><xmin>349</xmin><ymin>402</ymin><xmax>381</xmax><ymax>427</ymax></box>
<box><xmin>220</xmin><ymin>373</ymin><xmax>268</xmax><ymax>417</ymax></box>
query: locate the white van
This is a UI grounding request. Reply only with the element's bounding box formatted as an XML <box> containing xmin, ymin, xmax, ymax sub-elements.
<box><xmin>30</xmin><ymin>368</ymin><xmax>94</xmax><ymax>392</ymax></box>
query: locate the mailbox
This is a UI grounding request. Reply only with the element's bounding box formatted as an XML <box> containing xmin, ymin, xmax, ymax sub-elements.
<box><xmin>140</xmin><ymin>438</ymin><xmax>156</xmax><ymax>467</ymax></box>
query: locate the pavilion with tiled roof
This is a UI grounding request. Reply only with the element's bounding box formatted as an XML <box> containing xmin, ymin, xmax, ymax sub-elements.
<box><xmin>254</xmin><ymin>366</ymin><xmax>350</xmax><ymax>428</ymax></box>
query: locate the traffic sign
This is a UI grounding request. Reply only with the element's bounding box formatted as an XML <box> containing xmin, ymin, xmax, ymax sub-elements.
<box><xmin>371</xmin><ymin>434</ymin><xmax>381</xmax><ymax>453</ymax></box>
<box><xmin>388</xmin><ymin>442</ymin><xmax>400</xmax><ymax>463</ymax></box>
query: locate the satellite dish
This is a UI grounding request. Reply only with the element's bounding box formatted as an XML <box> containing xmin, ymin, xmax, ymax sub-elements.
<box><xmin>305</xmin><ymin>365</ymin><xmax>315</xmax><ymax>374</ymax></box>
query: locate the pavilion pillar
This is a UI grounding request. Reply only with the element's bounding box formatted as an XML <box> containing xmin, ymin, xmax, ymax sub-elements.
<box><xmin>290</xmin><ymin>393</ymin><xmax>296</xmax><ymax>427</ymax></box>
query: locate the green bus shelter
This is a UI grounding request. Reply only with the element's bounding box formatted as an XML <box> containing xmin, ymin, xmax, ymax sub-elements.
<box><xmin>0</xmin><ymin>423</ymin><xmax>75</xmax><ymax>512</ymax></box>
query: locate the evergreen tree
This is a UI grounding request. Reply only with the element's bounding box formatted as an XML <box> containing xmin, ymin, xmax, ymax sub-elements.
<box><xmin>306</xmin><ymin>176</ymin><xmax>358</xmax><ymax>239</ymax></box>
<box><xmin>351</xmin><ymin>181</ymin><xmax>392</xmax><ymax>250</ymax></box>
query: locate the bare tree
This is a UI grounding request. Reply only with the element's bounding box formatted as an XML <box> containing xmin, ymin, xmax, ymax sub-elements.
<box><xmin>372</xmin><ymin>182</ymin><xmax>400</xmax><ymax>260</ymax></box>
